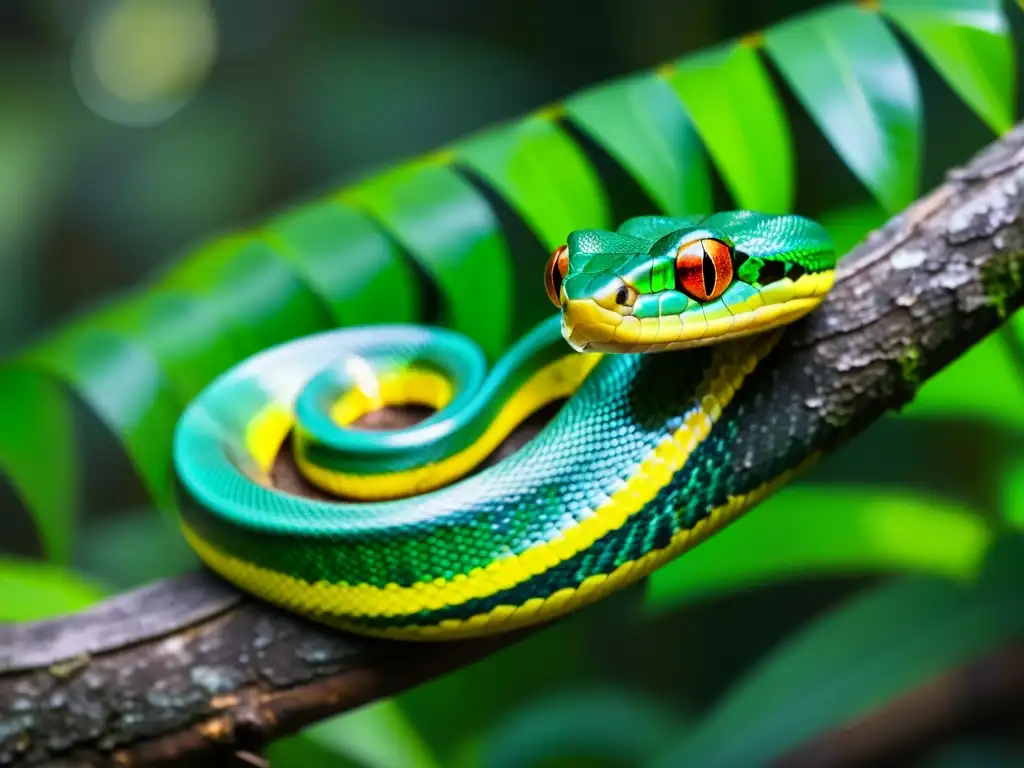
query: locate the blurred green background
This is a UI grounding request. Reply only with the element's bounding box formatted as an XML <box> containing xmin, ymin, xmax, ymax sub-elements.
<box><xmin>5</xmin><ymin>0</ymin><xmax>1024</xmax><ymax>765</ymax></box>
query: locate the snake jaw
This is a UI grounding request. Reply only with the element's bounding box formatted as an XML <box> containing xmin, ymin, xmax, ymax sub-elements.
<box><xmin>561</xmin><ymin>299</ymin><xmax>623</xmax><ymax>352</ymax></box>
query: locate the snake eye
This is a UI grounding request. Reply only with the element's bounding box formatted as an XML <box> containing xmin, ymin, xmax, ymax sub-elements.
<box><xmin>675</xmin><ymin>238</ymin><xmax>734</xmax><ymax>302</ymax></box>
<box><xmin>544</xmin><ymin>244</ymin><xmax>569</xmax><ymax>308</ymax></box>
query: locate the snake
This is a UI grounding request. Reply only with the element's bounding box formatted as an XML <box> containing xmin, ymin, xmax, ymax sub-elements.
<box><xmin>172</xmin><ymin>212</ymin><xmax>836</xmax><ymax>641</ymax></box>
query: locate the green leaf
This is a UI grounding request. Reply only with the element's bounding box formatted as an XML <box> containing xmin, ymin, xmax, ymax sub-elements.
<box><xmin>479</xmin><ymin>688</ymin><xmax>686</xmax><ymax>768</ymax></box>
<box><xmin>265</xmin><ymin>735</ymin><xmax>359</xmax><ymax>768</ymax></box>
<box><xmin>85</xmin><ymin>290</ymin><xmax>245</xmax><ymax>402</ymax></box>
<box><xmin>397</xmin><ymin>609</ymin><xmax>606</xmax><ymax>759</ymax></box>
<box><xmin>881</xmin><ymin>0</ymin><xmax>1015</xmax><ymax>135</ymax></box>
<box><xmin>0</xmin><ymin>233</ymin><xmax>338</xmax><ymax>548</ymax></box>
<box><xmin>455</xmin><ymin>113</ymin><xmax>610</xmax><ymax>249</ymax></box>
<box><xmin>564</xmin><ymin>73</ymin><xmax>712</xmax><ymax>216</ymax></box>
<box><xmin>345</xmin><ymin>161</ymin><xmax>513</xmax><ymax>359</ymax></box>
<box><xmin>646</xmin><ymin>485</ymin><xmax>991</xmax><ymax>613</ymax></box>
<box><xmin>21</xmin><ymin>325</ymin><xmax>185</xmax><ymax>517</ymax></box>
<box><xmin>764</xmin><ymin>5</ymin><xmax>922</xmax><ymax>213</ymax></box>
<box><xmin>0</xmin><ymin>368</ymin><xmax>76</xmax><ymax>563</ymax></box>
<box><xmin>903</xmin><ymin>312</ymin><xmax>1024</xmax><ymax>429</ymax></box>
<box><xmin>1000</xmin><ymin>454</ymin><xmax>1024</xmax><ymax>530</ymax></box>
<box><xmin>0</xmin><ymin>557</ymin><xmax>105</xmax><ymax>621</ymax></box>
<box><xmin>263</xmin><ymin>200</ymin><xmax>421</xmax><ymax>327</ymax></box>
<box><xmin>77</xmin><ymin>507</ymin><xmax>198</xmax><ymax>589</ymax></box>
<box><xmin>816</xmin><ymin>201</ymin><xmax>889</xmax><ymax>257</ymax></box>
<box><xmin>156</xmin><ymin>233</ymin><xmax>335</xmax><ymax>360</ymax></box>
<box><xmin>651</xmin><ymin>537</ymin><xmax>1024</xmax><ymax>767</ymax></box>
<box><xmin>661</xmin><ymin>42</ymin><xmax>793</xmax><ymax>213</ymax></box>
<box><xmin>269</xmin><ymin>701</ymin><xmax>440</xmax><ymax>768</ymax></box>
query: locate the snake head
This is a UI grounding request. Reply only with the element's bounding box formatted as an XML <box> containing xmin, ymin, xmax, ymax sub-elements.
<box><xmin>548</xmin><ymin>213</ymin><xmax>837</xmax><ymax>354</ymax></box>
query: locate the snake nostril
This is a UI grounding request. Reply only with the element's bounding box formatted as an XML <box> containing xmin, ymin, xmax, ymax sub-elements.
<box><xmin>609</xmin><ymin>283</ymin><xmax>638</xmax><ymax>311</ymax></box>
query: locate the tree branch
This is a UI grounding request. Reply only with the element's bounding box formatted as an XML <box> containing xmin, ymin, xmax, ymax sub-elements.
<box><xmin>4</xmin><ymin>123</ymin><xmax>1024</xmax><ymax>767</ymax></box>
<box><xmin>779</xmin><ymin>642</ymin><xmax>1024</xmax><ymax>766</ymax></box>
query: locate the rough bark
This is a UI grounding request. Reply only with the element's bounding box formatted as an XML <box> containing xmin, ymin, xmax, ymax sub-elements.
<box><xmin>3</xmin><ymin>122</ymin><xmax>1024</xmax><ymax>767</ymax></box>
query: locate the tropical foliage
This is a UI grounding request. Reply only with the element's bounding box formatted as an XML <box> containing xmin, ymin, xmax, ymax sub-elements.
<box><xmin>4</xmin><ymin>0</ymin><xmax>1024</xmax><ymax>765</ymax></box>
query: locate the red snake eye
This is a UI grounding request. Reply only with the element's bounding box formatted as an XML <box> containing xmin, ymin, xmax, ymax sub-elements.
<box><xmin>674</xmin><ymin>238</ymin><xmax>734</xmax><ymax>302</ymax></box>
<box><xmin>544</xmin><ymin>244</ymin><xmax>569</xmax><ymax>308</ymax></box>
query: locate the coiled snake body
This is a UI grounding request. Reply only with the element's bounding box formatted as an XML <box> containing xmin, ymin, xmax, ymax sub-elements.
<box><xmin>173</xmin><ymin>212</ymin><xmax>836</xmax><ymax>640</ymax></box>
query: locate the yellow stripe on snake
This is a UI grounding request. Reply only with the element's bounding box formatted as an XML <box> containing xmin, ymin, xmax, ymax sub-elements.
<box><xmin>173</xmin><ymin>212</ymin><xmax>836</xmax><ymax>640</ymax></box>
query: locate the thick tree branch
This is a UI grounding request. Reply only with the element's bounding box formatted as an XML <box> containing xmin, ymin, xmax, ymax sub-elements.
<box><xmin>4</xmin><ymin>124</ymin><xmax>1024</xmax><ymax>767</ymax></box>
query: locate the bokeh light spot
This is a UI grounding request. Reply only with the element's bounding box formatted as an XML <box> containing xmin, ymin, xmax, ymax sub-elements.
<box><xmin>72</xmin><ymin>0</ymin><xmax>217</xmax><ymax>127</ymax></box>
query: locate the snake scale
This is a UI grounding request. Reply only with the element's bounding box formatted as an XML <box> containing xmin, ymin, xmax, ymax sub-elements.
<box><xmin>173</xmin><ymin>212</ymin><xmax>836</xmax><ymax>641</ymax></box>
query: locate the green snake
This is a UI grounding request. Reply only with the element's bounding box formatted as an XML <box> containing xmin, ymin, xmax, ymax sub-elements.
<box><xmin>173</xmin><ymin>212</ymin><xmax>836</xmax><ymax>641</ymax></box>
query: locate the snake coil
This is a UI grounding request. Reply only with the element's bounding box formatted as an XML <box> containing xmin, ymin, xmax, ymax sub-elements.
<box><xmin>174</xmin><ymin>212</ymin><xmax>836</xmax><ymax>640</ymax></box>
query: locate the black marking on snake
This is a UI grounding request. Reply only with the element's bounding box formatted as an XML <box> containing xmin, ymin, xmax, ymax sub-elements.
<box><xmin>757</xmin><ymin>260</ymin><xmax>786</xmax><ymax>285</ymax></box>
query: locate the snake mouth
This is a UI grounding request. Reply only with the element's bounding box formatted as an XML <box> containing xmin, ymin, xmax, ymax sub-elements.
<box><xmin>562</xmin><ymin>270</ymin><xmax>834</xmax><ymax>354</ymax></box>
